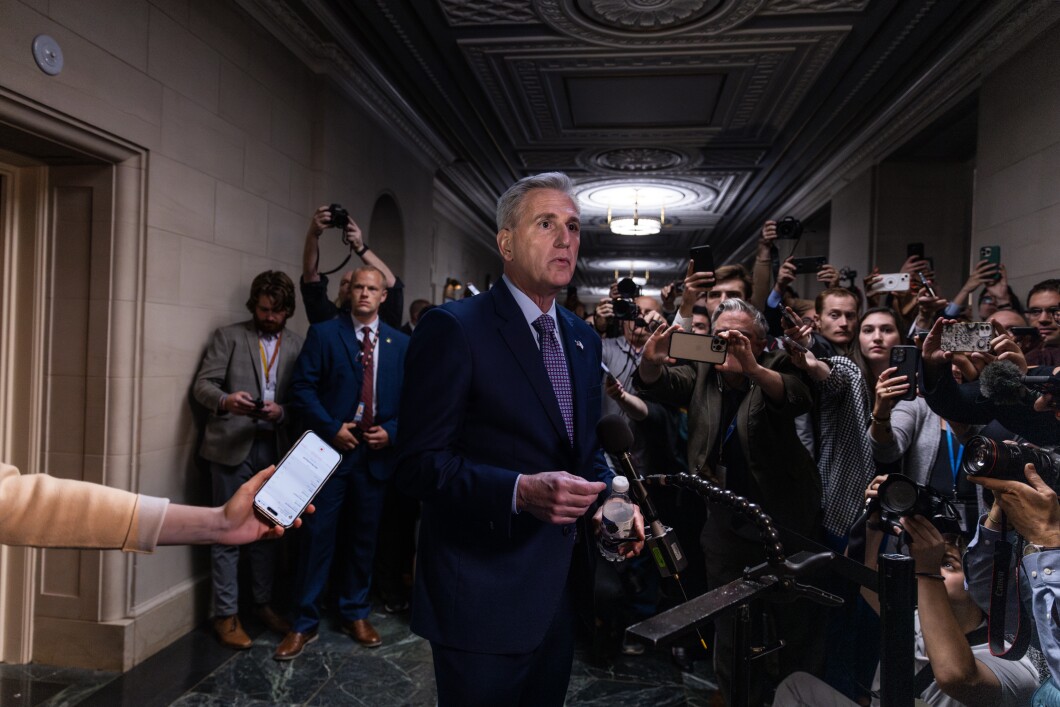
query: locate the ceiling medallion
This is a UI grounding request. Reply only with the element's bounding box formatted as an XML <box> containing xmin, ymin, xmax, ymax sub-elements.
<box><xmin>584</xmin><ymin>0</ymin><xmax>717</xmax><ymax>31</ymax></box>
<box><xmin>535</xmin><ymin>0</ymin><xmax>763</xmax><ymax>43</ymax></box>
<box><xmin>595</xmin><ymin>147</ymin><xmax>685</xmax><ymax>172</ymax></box>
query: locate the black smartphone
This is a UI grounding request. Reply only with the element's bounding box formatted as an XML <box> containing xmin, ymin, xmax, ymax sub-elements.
<box><xmin>889</xmin><ymin>345</ymin><xmax>919</xmax><ymax>401</ymax></box>
<box><xmin>791</xmin><ymin>256</ymin><xmax>827</xmax><ymax>275</ymax></box>
<box><xmin>980</xmin><ymin>245</ymin><xmax>1001</xmax><ymax>284</ymax></box>
<box><xmin>254</xmin><ymin>430</ymin><xmax>342</xmax><ymax>528</ymax></box>
<box><xmin>907</xmin><ymin>242</ymin><xmax>925</xmax><ymax>259</ymax></box>
<box><xmin>690</xmin><ymin>245</ymin><xmax>713</xmax><ymax>274</ymax></box>
<box><xmin>916</xmin><ymin>271</ymin><xmax>936</xmax><ymax>299</ymax></box>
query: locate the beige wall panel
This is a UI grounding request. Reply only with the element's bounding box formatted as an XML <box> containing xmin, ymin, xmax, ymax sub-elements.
<box><xmin>142</xmin><ymin>302</ymin><xmax>226</xmax><ymax>380</ymax></box>
<box><xmin>244</xmin><ymin>138</ymin><xmax>291</xmax><ymax>207</ymax></box>
<box><xmin>218</xmin><ymin>60</ymin><xmax>273</xmax><ymax>144</ymax></box>
<box><xmin>214</xmin><ymin>182</ymin><xmax>268</xmax><ymax>252</ymax></box>
<box><xmin>139</xmin><ymin>375</ymin><xmax>196</xmax><ymax>454</ymax></box>
<box><xmin>160</xmin><ymin>88</ymin><xmax>245</xmax><ymax>185</ymax></box>
<box><xmin>147</xmin><ymin>155</ymin><xmax>216</xmax><ymax>241</ymax></box>
<box><xmin>975</xmin><ymin>153</ymin><xmax>1044</xmax><ymax>231</ymax></box>
<box><xmin>147</xmin><ymin>6</ymin><xmax>219</xmax><ymax>112</ymax></box>
<box><xmin>144</xmin><ymin>228</ymin><xmax>182</xmax><ymax>305</ymax></box>
<box><xmin>189</xmin><ymin>1</ymin><xmax>255</xmax><ymax>69</ymax></box>
<box><xmin>266</xmin><ymin>203</ymin><xmax>307</xmax><ymax>265</ymax></box>
<box><xmin>50</xmin><ymin>0</ymin><xmax>150</xmax><ymax>70</ymax></box>
<box><xmin>271</xmin><ymin>97</ymin><xmax>313</xmax><ymax>165</ymax></box>
<box><xmin>975</xmin><ymin>30</ymin><xmax>1060</xmax><ymax>298</ymax></box>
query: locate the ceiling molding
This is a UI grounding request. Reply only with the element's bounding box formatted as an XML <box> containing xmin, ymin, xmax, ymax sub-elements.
<box><xmin>235</xmin><ymin>0</ymin><xmax>454</xmax><ymax>171</ymax></box>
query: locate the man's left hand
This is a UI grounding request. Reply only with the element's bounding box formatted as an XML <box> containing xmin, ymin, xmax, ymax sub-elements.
<box><xmin>362</xmin><ymin>425</ymin><xmax>390</xmax><ymax>450</ymax></box>
<box><xmin>969</xmin><ymin>463</ymin><xmax>1060</xmax><ymax>546</ymax></box>
<box><xmin>718</xmin><ymin>329</ymin><xmax>757</xmax><ymax>375</ymax></box>
<box><xmin>249</xmin><ymin>400</ymin><xmax>284</xmax><ymax>423</ymax></box>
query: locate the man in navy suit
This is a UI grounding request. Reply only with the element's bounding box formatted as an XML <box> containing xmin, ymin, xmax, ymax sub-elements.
<box><xmin>396</xmin><ymin>172</ymin><xmax>643</xmax><ymax>705</ymax></box>
<box><xmin>275</xmin><ymin>265</ymin><xmax>409</xmax><ymax>660</ymax></box>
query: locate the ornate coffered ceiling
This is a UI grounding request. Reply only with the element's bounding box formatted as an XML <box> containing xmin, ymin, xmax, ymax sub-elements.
<box><xmin>240</xmin><ymin>0</ymin><xmax>1059</xmax><ymax>296</ymax></box>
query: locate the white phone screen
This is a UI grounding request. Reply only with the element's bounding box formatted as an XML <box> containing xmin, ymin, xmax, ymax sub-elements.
<box><xmin>254</xmin><ymin>431</ymin><xmax>341</xmax><ymax>527</ymax></box>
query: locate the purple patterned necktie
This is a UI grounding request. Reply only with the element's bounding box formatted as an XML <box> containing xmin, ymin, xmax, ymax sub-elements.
<box><xmin>532</xmin><ymin>314</ymin><xmax>573</xmax><ymax>443</ymax></box>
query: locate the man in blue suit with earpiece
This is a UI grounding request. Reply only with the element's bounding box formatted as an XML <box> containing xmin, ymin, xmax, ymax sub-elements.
<box><xmin>275</xmin><ymin>265</ymin><xmax>409</xmax><ymax>660</ymax></box>
<box><xmin>397</xmin><ymin>172</ymin><xmax>644</xmax><ymax>705</ymax></box>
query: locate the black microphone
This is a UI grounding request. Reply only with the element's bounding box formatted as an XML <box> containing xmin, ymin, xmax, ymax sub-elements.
<box><xmin>596</xmin><ymin>415</ymin><xmax>688</xmax><ymax>577</ymax></box>
<box><xmin>980</xmin><ymin>360</ymin><xmax>1039</xmax><ymax>406</ymax></box>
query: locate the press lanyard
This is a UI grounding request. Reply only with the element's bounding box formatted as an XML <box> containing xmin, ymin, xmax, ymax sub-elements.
<box><xmin>258</xmin><ymin>332</ymin><xmax>282</xmax><ymax>385</ymax></box>
<box><xmin>942</xmin><ymin>419</ymin><xmax>964</xmax><ymax>486</ymax></box>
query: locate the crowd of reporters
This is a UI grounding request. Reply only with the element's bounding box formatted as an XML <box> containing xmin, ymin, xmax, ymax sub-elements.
<box><xmin>576</xmin><ymin>218</ymin><xmax>1060</xmax><ymax>706</ymax></box>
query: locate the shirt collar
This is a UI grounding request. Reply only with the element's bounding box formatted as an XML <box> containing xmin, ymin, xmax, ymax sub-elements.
<box><xmin>503</xmin><ymin>274</ymin><xmax>558</xmax><ymax>330</ymax></box>
<box><xmin>352</xmin><ymin>315</ymin><xmax>380</xmax><ymax>338</ymax></box>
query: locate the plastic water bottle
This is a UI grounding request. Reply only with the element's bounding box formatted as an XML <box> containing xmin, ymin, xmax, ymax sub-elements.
<box><xmin>599</xmin><ymin>476</ymin><xmax>636</xmax><ymax>562</ymax></box>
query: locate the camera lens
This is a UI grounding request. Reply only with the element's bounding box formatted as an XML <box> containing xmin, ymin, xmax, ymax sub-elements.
<box><xmin>878</xmin><ymin>475</ymin><xmax>919</xmax><ymax>515</ymax></box>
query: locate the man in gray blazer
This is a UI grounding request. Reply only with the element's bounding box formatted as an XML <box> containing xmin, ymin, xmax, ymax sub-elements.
<box><xmin>193</xmin><ymin>271</ymin><xmax>305</xmax><ymax>649</ymax></box>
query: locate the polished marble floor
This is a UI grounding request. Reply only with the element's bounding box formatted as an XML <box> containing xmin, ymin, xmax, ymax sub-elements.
<box><xmin>2</xmin><ymin>611</ymin><xmax>722</xmax><ymax>706</ymax></box>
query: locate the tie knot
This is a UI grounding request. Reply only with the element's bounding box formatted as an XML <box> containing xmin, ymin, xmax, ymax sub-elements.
<box><xmin>532</xmin><ymin>314</ymin><xmax>555</xmax><ymax>337</ymax></box>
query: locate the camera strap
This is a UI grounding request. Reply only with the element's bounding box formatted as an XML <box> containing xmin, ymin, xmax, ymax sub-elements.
<box><xmin>987</xmin><ymin>514</ymin><xmax>1033</xmax><ymax>659</ymax></box>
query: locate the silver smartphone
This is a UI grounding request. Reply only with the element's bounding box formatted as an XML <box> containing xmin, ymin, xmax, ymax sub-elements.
<box><xmin>869</xmin><ymin>272</ymin><xmax>910</xmax><ymax>293</ymax></box>
<box><xmin>669</xmin><ymin>331</ymin><xmax>727</xmax><ymax>364</ymax></box>
<box><xmin>254</xmin><ymin>430</ymin><xmax>341</xmax><ymax>528</ymax></box>
<box><xmin>940</xmin><ymin>322</ymin><xmax>994</xmax><ymax>353</ymax></box>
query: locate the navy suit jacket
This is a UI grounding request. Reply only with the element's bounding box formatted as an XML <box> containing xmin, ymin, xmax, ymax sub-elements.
<box><xmin>290</xmin><ymin>316</ymin><xmax>408</xmax><ymax>479</ymax></box>
<box><xmin>396</xmin><ymin>279</ymin><xmax>609</xmax><ymax>654</ymax></box>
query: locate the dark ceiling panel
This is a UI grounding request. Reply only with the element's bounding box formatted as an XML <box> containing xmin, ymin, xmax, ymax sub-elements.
<box><xmin>564</xmin><ymin>73</ymin><xmax>724</xmax><ymax>128</ymax></box>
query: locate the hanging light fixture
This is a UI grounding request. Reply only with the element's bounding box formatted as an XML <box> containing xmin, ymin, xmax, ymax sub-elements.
<box><xmin>608</xmin><ymin>189</ymin><xmax>664</xmax><ymax>236</ymax></box>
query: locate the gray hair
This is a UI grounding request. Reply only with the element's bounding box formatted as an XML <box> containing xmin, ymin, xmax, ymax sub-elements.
<box><xmin>711</xmin><ymin>298</ymin><xmax>768</xmax><ymax>339</ymax></box>
<box><xmin>495</xmin><ymin>172</ymin><xmax>576</xmax><ymax>231</ymax></box>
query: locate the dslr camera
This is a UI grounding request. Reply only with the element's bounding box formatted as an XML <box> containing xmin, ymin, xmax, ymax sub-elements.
<box><xmin>961</xmin><ymin>436</ymin><xmax>1060</xmax><ymax>491</ymax></box>
<box><xmin>611</xmin><ymin>277</ymin><xmax>642</xmax><ymax>322</ymax></box>
<box><xmin>776</xmin><ymin>216</ymin><xmax>803</xmax><ymax>239</ymax></box>
<box><xmin>875</xmin><ymin>473</ymin><xmax>962</xmax><ymax>536</ymax></box>
<box><xmin>328</xmin><ymin>203</ymin><xmax>350</xmax><ymax>231</ymax></box>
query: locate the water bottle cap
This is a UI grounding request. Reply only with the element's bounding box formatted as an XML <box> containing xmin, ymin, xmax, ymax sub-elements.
<box><xmin>612</xmin><ymin>476</ymin><xmax>629</xmax><ymax>493</ymax></box>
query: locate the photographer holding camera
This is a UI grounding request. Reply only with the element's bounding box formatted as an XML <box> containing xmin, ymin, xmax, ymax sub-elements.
<box><xmin>301</xmin><ymin>204</ymin><xmax>403</xmax><ymax>328</ymax></box>
<box><xmin>600</xmin><ymin>285</ymin><xmax>666</xmax><ymax>421</ymax></box>
<box><xmin>775</xmin><ymin>474</ymin><xmax>1040</xmax><ymax>707</ymax></box>
<box><xmin>970</xmin><ymin>462</ymin><xmax>1060</xmax><ymax>703</ymax></box>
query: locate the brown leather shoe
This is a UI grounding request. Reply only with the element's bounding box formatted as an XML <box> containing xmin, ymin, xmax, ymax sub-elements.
<box><xmin>341</xmin><ymin>618</ymin><xmax>382</xmax><ymax>647</ymax></box>
<box><xmin>273</xmin><ymin>630</ymin><xmax>318</xmax><ymax>661</ymax></box>
<box><xmin>254</xmin><ymin>604</ymin><xmax>291</xmax><ymax>635</ymax></box>
<box><xmin>213</xmin><ymin>615</ymin><xmax>252</xmax><ymax>650</ymax></box>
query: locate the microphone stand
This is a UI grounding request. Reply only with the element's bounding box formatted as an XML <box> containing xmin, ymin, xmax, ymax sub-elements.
<box><xmin>626</xmin><ymin>473</ymin><xmax>842</xmax><ymax>707</ymax></box>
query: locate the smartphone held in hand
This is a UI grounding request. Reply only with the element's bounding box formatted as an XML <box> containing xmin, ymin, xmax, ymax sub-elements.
<box><xmin>254</xmin><ymin>430</ymin><xmax>341</xmax><ymax>528</ymax></box>
<box><xmin>669</xmin><ymin>331</ymin><xmax>728</xmax><ymax>364</ymax></box>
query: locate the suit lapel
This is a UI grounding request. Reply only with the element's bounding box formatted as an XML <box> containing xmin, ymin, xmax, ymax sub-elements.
<box><xmin>243</xmin><ymin>323</ymin><xmax>264</xmax><ymax>396</ymax></box>
<box><xmin>337</xmin><ymin>315</ymin><xmax>363</xmax><ymax>377</ymax></box>
<box><xmin>492</xmin><ymin>281</ymin><xmax>569</xmax><ymax>444</ymax></box>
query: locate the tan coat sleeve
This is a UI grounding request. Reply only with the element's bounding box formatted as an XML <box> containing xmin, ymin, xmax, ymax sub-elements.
<box><xmin>0</xmin><ymin>463</ymin><xmax>168</xmax><ymax>552</ymax></box>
